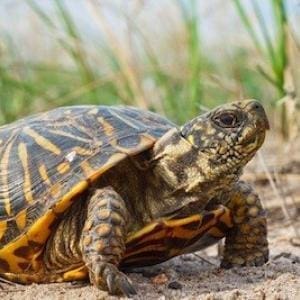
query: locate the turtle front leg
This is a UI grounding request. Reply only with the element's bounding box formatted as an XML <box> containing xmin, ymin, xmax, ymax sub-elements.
<box><xmin>80</xmin><ymin>187</ymin><xmax>136</xmax><ymax>296</ymax></box>
<box><xmin>221</xmin><ymin>181</ymin><xmax>268</xmax><ymax>268</ymax></box>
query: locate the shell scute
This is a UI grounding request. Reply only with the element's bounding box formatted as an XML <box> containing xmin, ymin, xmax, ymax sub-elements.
<box><xmin>0</xmin><ymin>105</ymin><xmax>174</xmax><ymax>250</ymax></box>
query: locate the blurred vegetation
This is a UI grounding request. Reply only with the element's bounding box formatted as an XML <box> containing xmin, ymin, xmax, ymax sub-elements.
<box><xmin>233</xmin><ymin>0</ymin><xmax>297</xmax><ymax>139</ymax></box>
<box><xmin>0</xmin><ymin>0</ymin><xmax>299</xmax><ymax>136</ymax></box>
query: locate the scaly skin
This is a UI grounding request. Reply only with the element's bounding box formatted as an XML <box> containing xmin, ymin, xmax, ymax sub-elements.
<box><xmin>80</xmin><ymin>187</ymin><xmax>136</xmax><ymax>296</ymax></box>
<box><xmin>221</xmin><ymin>181</ymin><xmax>268</xmax><ymax>267</ymax></box>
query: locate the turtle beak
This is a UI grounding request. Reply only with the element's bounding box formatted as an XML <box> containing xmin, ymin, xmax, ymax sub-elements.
<box><xmin>245</xmin><ymin>100</ymin><xmax>270</xmax><ymax>130</ymax></box>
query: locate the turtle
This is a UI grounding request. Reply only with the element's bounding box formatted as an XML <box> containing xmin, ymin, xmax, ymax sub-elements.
<box><xmin>0</xmin><ymin>99</ymin><xmax>269</xmax><ymax>296</ymax></box>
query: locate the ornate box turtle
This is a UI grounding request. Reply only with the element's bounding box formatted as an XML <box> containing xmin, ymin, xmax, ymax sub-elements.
<box><xmin>0</xmin><ymin>100</ymin><xmax>269</xmax><ymax>296</ymax></box>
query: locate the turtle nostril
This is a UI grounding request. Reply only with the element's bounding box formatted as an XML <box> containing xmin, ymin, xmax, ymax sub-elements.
<box><xmin>249</xmin><ymin>101</ymin><xmax>262</xmax><ymax>112</ymax></box>
<box><xmin>246</xmin><ymin>100</ymin><xmax>269</xmax><ymax>130</ymax></box>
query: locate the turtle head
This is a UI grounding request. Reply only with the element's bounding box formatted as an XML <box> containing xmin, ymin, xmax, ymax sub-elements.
<box><xmin>153</xmin><ymin>100</ymin><xmax>269</xmax><ymax>193</ymax></box>
<box><xmin>181</xmin><ymin>99</ymin><xmax>269</xmax><ymax>180</ymax></box>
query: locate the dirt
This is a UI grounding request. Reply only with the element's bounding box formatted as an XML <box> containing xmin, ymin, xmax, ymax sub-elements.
<box><xmin>1</xmin><ymin>133</ymin><xmax>300</xmax><ymax>300</ymax></box>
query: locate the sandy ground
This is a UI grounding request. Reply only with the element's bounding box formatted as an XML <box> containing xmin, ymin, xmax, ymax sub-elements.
<box><xmin>1</xmin><ymin>134</ymin><xmax>300</xmax><ymax>300</ymax></box>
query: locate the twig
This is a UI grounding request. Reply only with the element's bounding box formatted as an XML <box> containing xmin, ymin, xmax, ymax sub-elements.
<box><xmin>0</xmin><ymin>277</ymin><xmax>18</xmax><ymax>288</ymax></box>
<box><xmin>193</xmin><ymin>253</ymin><xmax>217</xmax><ymax>266</ymax></box>
<box><xmin>243</xmin><ymin>173</ymin><xmax>300</xmax><ymax>186</ymax></box>
<box><xmin>273</xmin><ymin>171</ymin><xmax>300</xmax><ymax>239</ymax></box>
<box><xmin>258</xmin><ymin>152</ymin><xmax>300</xmax><ymax>240</ymax></box>
<box><xmin>258</xmin><ymin>152</ymin><xmax>288</xmax><ymax>215</ymax></box>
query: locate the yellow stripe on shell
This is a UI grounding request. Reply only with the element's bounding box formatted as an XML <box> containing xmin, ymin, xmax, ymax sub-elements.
<box><xmin>0</xmin><ymin>134</ymin><xmax>156</xmax><ymax>273</ymax></box>
<box><xmin>47</xmin><ymin>129</ymin><xmax>94</xmax><ymax>145</ymax></box>
<box><xmin>126</xmin><ymin>214</ymin><xmax>202</xmax><ymax>246</ymax></box>
<box><xmin>15</xmin><ymin>210</ymin><xmax>27</xmax><ymax>231</ymax></box>
<box><xmin>0</xmin><ymin>139</ymin><xmax>14</xmax><ymax>215</ymax></box>
<box><xmin>0</xmin><ymin>212</ymin><xmax>56</xmax><ymax>272</ymax></box>
<box><xmin>52</xmin><ymin>181</ymin><xmax>88</xmax><ymax>214</ymax></box>
<box><xmin>122</xmin><ymin>245</ymin><xmax>167</xmax><ymax>260</ymax></box>
<box><xmin>72</xmin><ymin>146</ymin><xmax>94</xmax><ymax>156</ymax></box>
<box><xmin>18</xmin><ymin>143</ymin><xmax>33</xmax><ymax>204</ymax></box>
<box><xmin>56</xmin><ymin>162</ymin><xmax>71</xmax><ymax>174</ymax></box>
<box><xmin>76</xmin><ymin>153</ymin><xmax>128</xmax><ymax>183</ymax></box>
<box><xmin>23</xmin><ymin>127</ymin><xmax>61</xmax><ymax>155</ymax></box>
<box><xmin>126</xmin><ymin>208</ymin><xmax>227</xmax><ymax>246</ymax></box>
<box><xmin>38</xmin><ymin>164</ymin><xmax>51</xmax><ymax>186</ymax></box>
<box><xmin>126</xmin><ymin>222</ymin><xmax>158</xmax><ymax>244</ymax></box>
<box><xmin>49</xmin><ymin>183</ymin><xmax>63</xmax><ymax>198</ymax></box>
<box><xmin>164</xmin><ymin>214</ymin><xmax>202</xmax><ymax>228</ymax></box>
<box><xmin>97</xmin><ymin>117</ymin><xmax>114</xmax><ymax>136</ymax></box>
<box><xmin>111</xmin><ymin>135</ymin><xmax>156</xmax><ymax>155</ymax></box>
<box><xmin>0</xmin><ymin>179</ymin><xmax>98</xmax><ymax>273</ymax></box>
<box><xmin>0</xmin><ymin>221</ymin><xmax>7</xmax><ymax>241</ymax></box>
<box><xmin>80</xmin><ymin>161</ymin><xmax>95</xmax><ymax>177</ymax></box>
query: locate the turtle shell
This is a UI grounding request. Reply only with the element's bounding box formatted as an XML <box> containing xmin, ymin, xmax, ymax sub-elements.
<box><xmin>121</xmin><ymin>205</ymin><xmax>233</xmax><ymax>269</ymax></box>
<box><xmin>0</xmin><ymin>105</ymin><xmax>174</xmax><ymax>273</ymax></box>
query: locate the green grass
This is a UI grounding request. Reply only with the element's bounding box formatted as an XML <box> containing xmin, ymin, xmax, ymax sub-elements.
<box><xmin>0</xmin><ymin>0</ymin><xmax>298</xmax><ymax>131</ymax></box>
<box><xmin>233</xmin><ymin>0</ymin><xmax>294</xmax><ymax>138</ymax></box>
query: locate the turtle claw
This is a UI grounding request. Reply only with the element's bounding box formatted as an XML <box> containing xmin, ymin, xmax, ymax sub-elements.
<box><xmin>107</xmin><ymin>268</ymin><xmax>136</xmax><ymax>297</ymax></box>
<box><xmin>221</xmin><ymin>252</ymin><xmax>268</xmax><ymax>269</ymax></box>
<box><xmin>115</xmin><ymin>275</ymin><xmax>137</xmax><ymax>297</ymax></box>
<box><xmin>95</xmin><ymin>263</ymin><xmax>137</xmax><ymax>296</ymax></box>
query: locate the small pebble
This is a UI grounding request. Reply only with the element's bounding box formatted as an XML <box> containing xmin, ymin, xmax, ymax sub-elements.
<box><xmin>151</xmin><ymin>273</ymin><xmax>169</xmax><ymax>285</ymax></box>
<box><xmin>168</xmin><ymin>281</ymin><xmax>182</xmax><ymax>290</ymax></box>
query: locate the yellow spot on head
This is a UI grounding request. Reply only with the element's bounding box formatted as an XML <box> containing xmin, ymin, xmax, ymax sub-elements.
<box><xmin>207</xmin><ymin>127</ymin><xmax>216</xmax><ymax>135</ymax></box>
<box><xmin>187</xmin><ymin>135</ymin><xmax>195</xmax><ymax>145</ymax></box>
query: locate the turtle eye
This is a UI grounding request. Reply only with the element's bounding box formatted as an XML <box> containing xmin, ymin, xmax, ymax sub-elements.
<box><xmin>214</xmin><ymin>112</ymin><xmax>239</xmax><ymax>128</ymax></box>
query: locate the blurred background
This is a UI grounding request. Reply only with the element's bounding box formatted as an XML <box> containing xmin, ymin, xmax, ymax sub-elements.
<box><xmin>0</xmin><ymin>2</ymin><xmax>299</xmax><ymax>138</ymax></box>
<box><xmin>0</xmin><ymin>0</ymin><xmax>299</xmax><ymax>133</ymax></box>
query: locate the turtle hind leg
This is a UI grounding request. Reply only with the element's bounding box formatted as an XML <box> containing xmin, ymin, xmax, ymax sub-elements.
<box><xmin>80</xmin><ymin>187</ymin><xmax>136</xmax><ymax>296</ymax></box>
<box><xmin>221</xmin><ymin>181</ymin><xmax>269</xmax><ymax>268</ymax></box>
